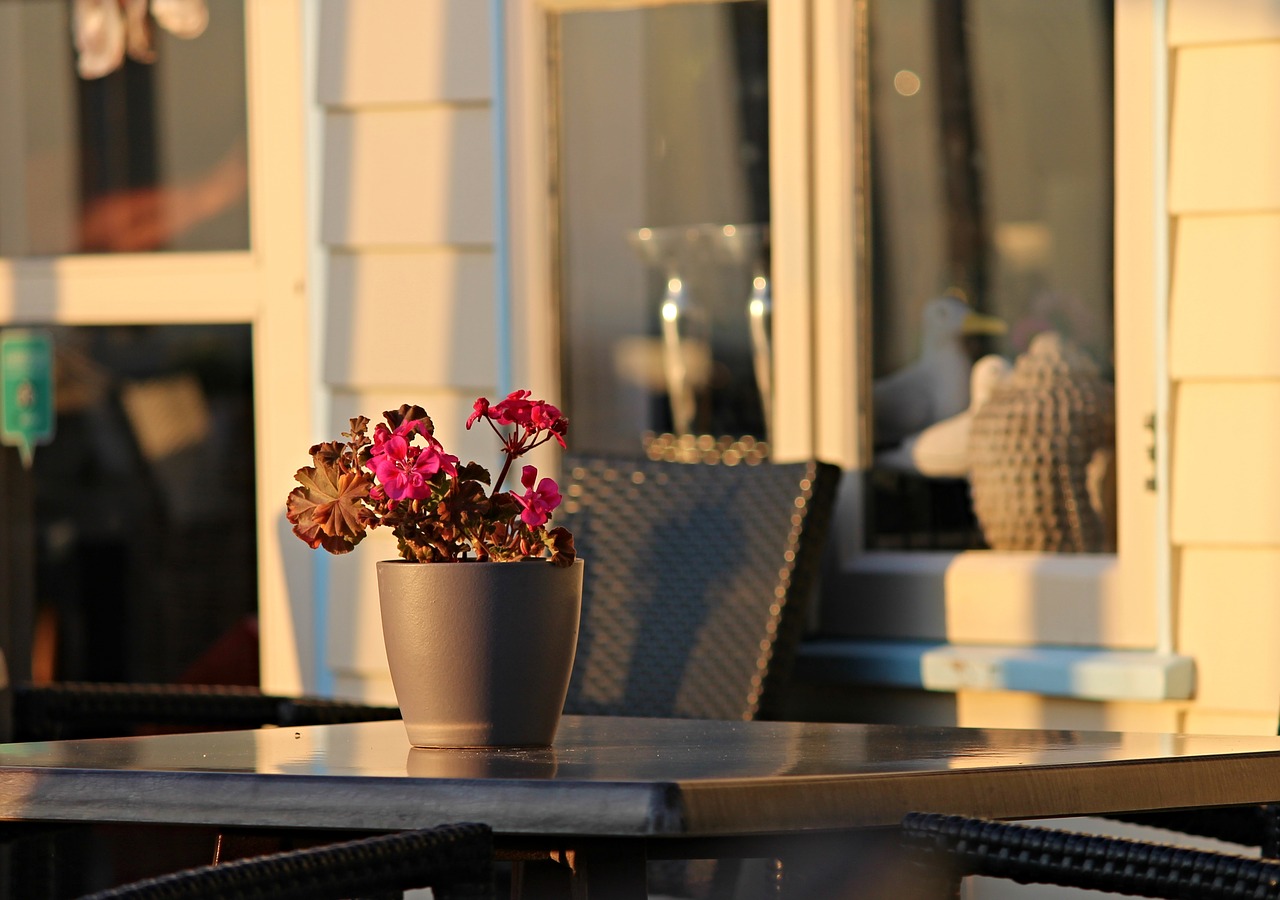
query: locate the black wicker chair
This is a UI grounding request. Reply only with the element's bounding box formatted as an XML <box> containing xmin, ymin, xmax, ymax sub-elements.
<box><xmin>556</xmin><ymin>455</ymin><xmax>841</xmax><ymax>897</ymax></box>
<box><xmin>5</xmin><ymin>682</ymin><xmax>404</xmax><ymax>897</ymax></box>
<box><xmin>75</xmin><ymin>823</ymin><xmax>494</xmax><ymax>900</ymax></box>
<box><xmin>901</xmin><ymin>812</ymin><xmax>1280</xmax><ymax>899</ymax></box>
<box><xmin>11</xmin><ymin>680</ymin><xmax>401</xmax><ymax>742</ymax></box>
<box><xmin>1100</xmin><ymin>802</ymin><xmax>1280</xmax><ymax>859</ymax></box>
<box><xmin>558</xmin><ymin>455</ymin><xmax>840</xmax><ymax>723</ymax></box>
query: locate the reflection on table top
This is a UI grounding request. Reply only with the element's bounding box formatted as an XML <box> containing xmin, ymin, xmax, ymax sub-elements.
<box><xmin>1</xmin><ymin>716</ymin><xmax>1280</xmax><ymax>837</ymax></box>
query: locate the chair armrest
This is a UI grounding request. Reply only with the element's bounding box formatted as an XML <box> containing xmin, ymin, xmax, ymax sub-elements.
<box><xmin>901</xmin><ymin>811</ymin><xmax>1280</xmax><ymax>898</ymax></box>
<box><xmin>76</xmin><ymin>823</ymin><xmax>493</xmax><ymax>900</ymax></box>
<box><xmin>12</xmin><ymin>681</ymin><xmax>400</xmax><ymax>741</ymax></box>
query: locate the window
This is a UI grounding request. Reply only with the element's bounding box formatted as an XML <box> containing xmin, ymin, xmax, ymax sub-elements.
<box><xmin>551</xmin><ymin>1</ymin><xmax>772</xmax><ymax>458</ymax></box>
<box><xmin>0</xmin><ymin>1</ymin><xmax>314</xmax><ymax>694</ymax></box>
<box><xmin>13</xmin><ymin>324</ymin><xmax>258</xmax><ymax>684</ymax></box>
<box><xmin>512</xmin><ymin>0</ymin><xmax>1163</xmax><ymax>674</ymax></box>
<box><xmin>0</xmin><ymin>0</ymin><xmax>249</xmax><ymax>256</ymax></box>
<box><xmin>813</xmin><ymin>0</ymin><xmax>1160</xmax><ymax>657</ymax></box>
<box><xmin>863</xmin><ymin>0</ymin><xmax>1115</xmax><ymax>553</ymax></box>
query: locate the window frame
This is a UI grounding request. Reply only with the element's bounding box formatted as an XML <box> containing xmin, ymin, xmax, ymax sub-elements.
<box><xmin>509</xmin><ymin>0</ymin><xmax>1171</xmax><ymax>686</ymax></box>
<box><xmin>808</xmin><ymin>0</ymin><xmax>1162</xmax><ymax>659</ymax></box>
<box><xmin>0</xmin><ymin>0</ymin><xmax>315</xmax><ymax>694</ymax></box>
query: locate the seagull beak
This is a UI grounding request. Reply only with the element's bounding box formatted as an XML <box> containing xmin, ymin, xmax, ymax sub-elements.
<box><xmin>961</xmin><ymin>310</ymin><xmax>1007</xmax><ymax>336</ymax></box>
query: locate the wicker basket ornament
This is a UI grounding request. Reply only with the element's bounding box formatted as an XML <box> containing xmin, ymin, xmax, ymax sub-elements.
<box><xmin>967</xmin><ymin>331</ymin><xmax>1116</xmax><ymax>553</ymax></box>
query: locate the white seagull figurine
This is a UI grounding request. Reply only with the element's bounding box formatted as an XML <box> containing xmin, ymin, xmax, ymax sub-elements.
<box><xmin>875</xmin><ymin>353</ymin><xmax>1012</xmax><ymax>478</ymax></box>
<box><xmin>872</xmin><ymin>293</ymin><xmax>1005</xmax><ymax>448</ymax></box>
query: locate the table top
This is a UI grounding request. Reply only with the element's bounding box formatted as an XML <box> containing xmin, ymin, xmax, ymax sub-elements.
<box><xmin>3</xmin><ymin>716</ymin><xmax>1280</xmax><ymax>838</ymax></box>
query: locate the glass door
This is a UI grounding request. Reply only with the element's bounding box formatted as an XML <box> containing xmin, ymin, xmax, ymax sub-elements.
<box><xmin>552</xmin><ymin>0</ymin><xmax>772</xmax><ymax>461</ymax></box>
<box><xmin>0</xmin><ymin>0</ymin><xmax>267</xmax><ymax>688</ymax></box>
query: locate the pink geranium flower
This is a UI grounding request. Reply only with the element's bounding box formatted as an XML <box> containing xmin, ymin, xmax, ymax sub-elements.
<box><xmin>465</xmin><ymin>398</ymin><xmax>490</xmax><ymax>429</ymax></box>
<box><xmin>287</xmin><ymin>398</ymin><xmax>575</xmax><ymax>565</ymax></box>
<box><xmin>490</xmin><ymin>390</ymin><xmax>533</xmax><ymax>426</ymax></box>
<box><xmin>514</xmin><ymin>466</ymin><xmax>561</xmax><ymax>527</ymax></box>
<box><xmin>467</xmin><ymin>390</ymin><xmax>570</xmax><ymax>454</ymax></box>
<box><xmin>367</xmin><ymin>419</ymin><xmax>458</xmax><ymax>502</ymax></box>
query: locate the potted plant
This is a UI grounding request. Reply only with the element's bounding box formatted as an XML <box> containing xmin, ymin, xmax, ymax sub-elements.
<box><xmin>285</xmin><ymin>392</ymin><xmax>582</xmax><ymax>748</ymax></box>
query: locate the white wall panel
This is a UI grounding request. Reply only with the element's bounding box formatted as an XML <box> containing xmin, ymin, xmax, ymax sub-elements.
<box><xmin>1170</xmin><ymin>214</ymin><xmax>1280</xmax><ymax>378</ymax></box>
<box><xmin>1170</xmin><ymin>44</ymin><xmax>1280</xmax><ymax>212</ymax></box>
<box><xmin>1170</xmin><ymin>0</ymin><xmax>1280</xmax><ymax>46</ymax></box>
<box><xmin>325</xmin><ymin>525</ymin><xmax>397</xmax><ymax>698</ymax></box>
<box><xmin>956</xmin><ymin>691</ymin><xmax>1182</xmax><ymax>732</ymax></box>
<box><xmin>1178</xmin><ymin>547</ymin><xmax>1280</xmax><ymax>713</ymax></box>
<box><xmin>317</xmin><ymin>0</ymin><xmax>489</xmax><ymax>105</ymax></box>
<box><xmin>1171</xmin><ymin>382</ymin><xmax>1280</xmax><ymax>544</ymax></box>
<box><xmin>323</xmin><ymin>250</ymin><xmax>496</xmax><ymax>387</ymax></box>
<box><xmin>321</xmin><ymin>108</ymin><xmax>494</xmax><ymax>246</ymax></box>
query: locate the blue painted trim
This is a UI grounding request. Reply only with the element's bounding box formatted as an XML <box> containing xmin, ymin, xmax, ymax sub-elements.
<box><xmin>313</xmin><ymin>553</ymin><xmax>334</xmax><ymax>696</ymax></box>
<box><xmin>797</xmin><ymin>639</ymin><xmax>1196</xmax><ymax>702</ymax></box>
<box><xmin>490</xmin><ymin>0</ymin><xmax>512</xmax><ymax>397</ymax></box>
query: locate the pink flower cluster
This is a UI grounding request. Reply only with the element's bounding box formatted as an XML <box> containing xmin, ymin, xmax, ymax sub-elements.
<box><xmin>287</xmin><ymin>393</ymin><xmax>575</xmax><ymax>565</ymax></box>
<box><xmin>467</xmin><ymin>390</ymin><xmax>570</xmax><ymax>525</ymax></box>
<box><xmin>367</xmin><ymin>419</ymin><xmax>459</xmax><ymax>503</ymax></box>
<box><xmin>467</xmin><ymin>390</ymin><xmax>568</xmax><ymax>449</ymax></box>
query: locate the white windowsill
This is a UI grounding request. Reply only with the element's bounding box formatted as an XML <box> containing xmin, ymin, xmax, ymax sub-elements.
<box><xmin>797</xmin><ymin>639</ymin><xmax>1195</xmax><ymax>702</ymax></box>
<box><xmin>820</xmin><ymin>550</ymin><xmax>1155</xmax><ymax>648</ymax></box>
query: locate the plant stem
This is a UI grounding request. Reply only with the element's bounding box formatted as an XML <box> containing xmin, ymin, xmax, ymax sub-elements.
<box><xmin>492</xmin><ymin>451</ymin><xmax>515</xmax><ymax>496</ymax></box>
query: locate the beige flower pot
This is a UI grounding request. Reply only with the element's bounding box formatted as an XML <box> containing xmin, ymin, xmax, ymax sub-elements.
<box><xmin>376</xmin><ymin>558</ymin><xmax>583</xmax><ymax>749</ymax></box>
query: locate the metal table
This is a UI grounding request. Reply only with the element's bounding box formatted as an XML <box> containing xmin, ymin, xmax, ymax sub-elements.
<box><xmin>4</xmin><ymin>716</ymin><xmax>1280</xmax><ymax>897</ymax></box>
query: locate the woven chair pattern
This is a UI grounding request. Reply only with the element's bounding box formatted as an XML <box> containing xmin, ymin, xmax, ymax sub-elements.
<box><xmin>76</xmin><ymin>823</ymin><xmax>494</xmax><ymax>900</ymax></box>
<box><xmin>558</xmin><ymin>456</ymin><xmax>840</xmax><ymax>722</ymax></box>
<box><xmin>1106</xmin><ymin>805</ymin><xmax>1280</xmax><ymax>856</ymax></box>
<box><xmin>901</xmin><ymin>812</ymin><xmax>1280</xmax><ymax>899</ymax></box>
<box><xmin>13</xmin><ymin>682</ymin><xmax>401</xmax><ymax>742</ymax></box>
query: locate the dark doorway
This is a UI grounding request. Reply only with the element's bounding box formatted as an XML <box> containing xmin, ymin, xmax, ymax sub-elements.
<box><xmin>2</xmin><ymin>324</ymin><xmax>258</xmax><ymax>687</ymax></box>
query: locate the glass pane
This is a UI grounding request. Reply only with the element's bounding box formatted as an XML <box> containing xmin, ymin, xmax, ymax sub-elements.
<box><xmin>0</xmin><ymin>0</ymin><xmax>249</xmax><ymax>255</ymax></box>
<box><xmin>865</xmin><ymin>0</ymin><xmax>1115</xmax><ymax>553</ymax></box>
<box><xmin>554</xmin><ymin>1</ymin><xmax>771</xmax><ymax>459</ymax></box>
<box><xmin>2</xmin><ymin>324</ymin><xmax>258</xmax><ymax>685</ymax></box>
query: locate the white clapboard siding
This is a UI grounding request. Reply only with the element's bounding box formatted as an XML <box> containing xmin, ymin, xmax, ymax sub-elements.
<box><xmin>1169</xmin><ymin>43</ymin><xmax>1280</xmax><ymax>213</ymax></box>
<box><xmin>323</xmin><ymin>250</ymin><xmax>497</xmax><ymax>387</ymax></box>
<box><xmin>313</xmin><ymin>0</ymin><xmax>500</xmax><ymax>701</ymax></box>
<box><xmin>321</xmin><ymin>107</ymin><xmax>494</xmax><ymax>247</ymax></box>
<box><xmin>1178</xmin><ymin>547</ymin><xmax>1280</xmax><ymax>713</ymax></box>
<box><xmin>1169</xmin><ymin>214</ymin><xmax>1280</xmax><ymax>379</ymax></box>
<box><xmin>1159</xmin><ymin>0</ymin><xmax>1280</xmax><ymax>747</ymax></box>
<box><xmin>1169</xmin><ymin>0</ymin><xmax>1280</xmax><ymax>46</ymax></box>
<box><xmin>1171</xmin><ymin>382</ymin><xmax>1280</xmax><ymax>545</ymax></box>
<box><xmin>317</xmin><ymin>0</ymin><xmax>490</xmax><ymax>105</ymax></box>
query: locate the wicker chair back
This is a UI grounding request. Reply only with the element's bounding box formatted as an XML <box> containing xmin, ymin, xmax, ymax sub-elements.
<box><xmin>558</xmin><ymin>455</ymin><xmax>840</xmax><ymax>722</ymax></box>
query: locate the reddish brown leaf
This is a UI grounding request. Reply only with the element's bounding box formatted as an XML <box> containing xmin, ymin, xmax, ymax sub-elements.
<box><xmin>286</xmin><ymin>463</ymin><xmax>373</xmax><ymax>552</ymax></box>
<box><xmin>546</xmin><ymin>526</ymin><xmax>576</xmax><ymax>568</ymax></box>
